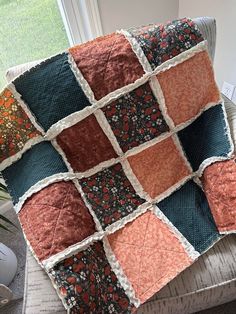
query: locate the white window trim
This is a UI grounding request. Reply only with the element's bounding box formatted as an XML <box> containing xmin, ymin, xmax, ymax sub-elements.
<box><xmin>57</xmin><ymin>0</ymin><xmax>103</xmax><ymax>46</ymax></box>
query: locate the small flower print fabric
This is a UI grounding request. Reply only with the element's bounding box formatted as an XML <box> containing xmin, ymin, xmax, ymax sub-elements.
<box><xmin>79</xmin><ymin>163</ymin><xmax>146</xmax><ymax>228</ymax></box>
<box><xmin>0</xmin><ymin>88</ymin><xmax>41</xmax><ymax>163</ymax></box>
<box><xmin>102</xmin><ymin>82</ymin><xmax>169</xmax><ymax>152</ymax></box>
<box><xmin>0</xmin><ymin>18</ymin><xmax>234</xmax><ymax>314</ymax></box>
<box><xmin>127</xmin><ymin>18</ymin><xmax>204</xmax><ymax>69</ymax></box>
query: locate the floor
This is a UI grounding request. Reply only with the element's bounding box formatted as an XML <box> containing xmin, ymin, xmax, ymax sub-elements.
<box><xmin>0</xmin><ymin>208</ymin><xmax>235</xmax><ymax>314</ymax></box>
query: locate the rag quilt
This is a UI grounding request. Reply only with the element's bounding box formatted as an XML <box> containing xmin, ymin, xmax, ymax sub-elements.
<box><xmin>1</xmin><ymin>17</ymin><xmax>236</xmax><ymax>313</ymax></box>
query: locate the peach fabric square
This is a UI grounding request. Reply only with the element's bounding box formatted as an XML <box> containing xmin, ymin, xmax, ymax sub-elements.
<box><xmin>202</xmin><ymin>156</ymin><xmax>236</xmax><ymax>233</ymax></box>
<box><xmin>127</xmin><ymin>136</ymin><xmax>191</xmax><ymax>198</ymax></box>
<box><xmin>57</xmin><ymin>114</ymin><xmax>117</xmax><ymax>172</ymax></box>
<box><xmin>108</xmin><ymin>210</ymin><xmax>192</xmax><ymax>303</ymax></box>
<box><xmin>19</xmin><ymin>181</ymin><xmax>96</xmax><ymax>262</ymax></box>
<box><xmin>69</xmin><ymin>33</ymin><xmax>144</xmax><ymax>100</ymax></box>
<box><xmin>157</xmin><ymin>51</ymin><xmax>220</xmax><ymax>126</ymax></box>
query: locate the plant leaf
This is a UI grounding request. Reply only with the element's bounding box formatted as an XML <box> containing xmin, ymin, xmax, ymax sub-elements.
<box><xmin>0</xmin><ymin>214</ymin><xmax>18</xmax><ymax>229</ymax></box>
<box><xmin>0</xmin><ymin>223</ymin><xmax>12</xmax><ymax>233</ymax></box>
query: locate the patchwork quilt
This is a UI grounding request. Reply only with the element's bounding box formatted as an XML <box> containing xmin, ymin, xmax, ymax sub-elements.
<box><xmin>1</xmin><ymin>18</ymin><xmax>236</xmax><ymax>313</ymax></box>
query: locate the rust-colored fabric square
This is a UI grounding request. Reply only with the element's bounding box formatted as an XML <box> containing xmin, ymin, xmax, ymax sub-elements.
<box><xmin>56</xmin><ymin>114</ymin><xmax>117</xmax><ymax>172</ymax></box>
<box><xmin>157</xmin><ymin>51</ymin><xmax>220</xmax><ymax>126</ymax></box>
<box><xmin>202</xmin><ymin>156</ymin><xmax>236</xmax><ymax>233</ymax></box>
<box><xmin>108</xmin><ymin>210</ymin><xmax>192</xmax><ymax>303</ymax></box>
<box><xmin>127</xmin><ymin>137</ymin><xmax>191</xmax><ymax>199</ymax></box>
<box><xmin>19</xmin><ymin>181</ymin><xmax>96</xmax><ymax>262</ymax></box>
<box><xmin>69</xmin><ymin>33</ymin><xmax>145</xmax><ymax>100</ymax></box>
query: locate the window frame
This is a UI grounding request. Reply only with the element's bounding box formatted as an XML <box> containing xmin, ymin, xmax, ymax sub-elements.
<box><xmin>57</xmin><ymin>0</ymin><xmax>103</xmax><ymax>46</ymax></box>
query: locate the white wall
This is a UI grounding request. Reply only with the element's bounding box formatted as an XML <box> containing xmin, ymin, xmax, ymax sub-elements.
<box><xmin>98</xmin><ymin>0</ymin><xmax>179</xmax><ymax>34</ymax></box>
<box><xmin>179</xmin><ymin>0</ymin><xmax>236</xmax><ymax>90</ymax></box>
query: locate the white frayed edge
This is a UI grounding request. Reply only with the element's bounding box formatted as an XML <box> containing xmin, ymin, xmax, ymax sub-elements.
<box><xmin>14</xmin><ymin>172</ymin><xmax>76</xmax><ymax>214</ymax></box>
<box><xmin>75</xmin><ymin>158</ymin><xmax>120</xmax><ymax>179</ymax></box>
<box><xmin>104</xmin><ymin>202</ymin><xmax>152</xmax><ymax>235</ymax></box>
<box><xmin>42</xmin><ymin>203</ymin><xmax>151</xmax><ymax>269</ymax></box>
<box><xmin>150</xmin><ymin>75</ymin><xmax>223</xmax><ymax>134</ymax></box>
<box><xmin>0</xmin><ymin>136</ymin><xmax>44</xmax><ymax>171</ymax></box>
<box><xmin>193</xmin><ymin>176</ymin><xmax>203</xmax><ymax>190</ymax></box>
<box><xmin>103</xmin><ymin>237</ymin><xmax>140</xmax><ymax>308</ymax></box>
<box><xmin>96</xmin><ymin>73</ymin><xmax>150</xmax><ymax>107</ymax></box>
<box><xmin>196</xmin><ymin>103</ymin><xmax>235</xmax><ymax>177</ymax></box>
<box><xmin>172</xmin><ymin>134</ymin><xmax>193</xmax><ymax>173</ymax></box>
<box><xmin>8</xmin><ymin>83</ymin><xmax>45</xmax><ymax>134</ymax></box>
<box><xmin>72</xmin><ymin>179</ymin><xmax>104</xmax><ymax>232</ymax></box>
<box><xmin>200</xmin><ymin>234</ymin><xmax>224</xmax><ymax>255</ymax></box>
<box><xmin>43</xmin><ymin>231</ymin><xmax>104</xmax><ymax>271</ymax></box>
<box><xmin>152</xmin><ymin>174</ymin><xmax>194</xmax><ymax>204</ymax></box>
<box><xmin>51</xmin><ymin>139</ymin><xmax>74</xmax><ymax>173</ymax></box>
<box><xmin>94</xmin><ymin>109</ymin><xmax>123</xmax><ymax>155</ymax></box>
<box><xmin>124</xmin><ymin>131</ymin><xmax>171</xmax><ymax>158</ymax></box>
<box><xmin>219</xmin><ymin>229</ymin><xmax>236</xmax><ymax>235</ymax></box>
<box><xmin>46</xmin><ymin>106</ymin><xmax>94</xmax><ymax>140</ymax></box>
<box><xmin>68</xmin><ymin>53</ymin><xmax>97</xmax><ymax>106</ymax></box>
<box><xmin>149</xmin><ymin>77</ymin><xmax>175</xmax><ymax>129</ymax></box>
<box><xmin>121</xmin><ymin>158</ymin><xmax>153</xmax><ymax>202</ymax></box>
<box><xmin>22</xmin><ymin>42</ymin><xmax>211</xmax><ymax>144</ymax></box>
<box><xmin>152</xmin><ymin>205</ymin><xmax>200</xmax><ymax>260</ymax></box>
<box><xmin>174</xmin><ymin>99</ymin><xmax>223</xmax><ymax>132</ymax></box>
<box><xmin>117</xmin><ymin>29</ymin><xmax>153</xmax><ymax>73</ymax></box>
<box><xmin>45</xmin><ymin>76</ymin><xmax>150</xmax><ymax>140</ymax></box>
<box><xmin>153</xmin><ymin>40</ymin><xmax>208</xmax><ymax>76</ymax></box>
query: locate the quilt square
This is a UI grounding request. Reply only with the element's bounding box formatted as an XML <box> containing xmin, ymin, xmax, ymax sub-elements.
<box><xmin>13</xmin><ymin>53</ymin><xmax>92</xmax><ymax>131</ymax></box>
<box><xmin>202</xmin><ymin>157</ymin><xmax>236</xmax><ymax>233</ymax></box>
<box><xmin>69</xmin><ymin>33</ymin><xmax>144</xmax><ymax>100</ymax></box>
<box><xmin>2</xmin><ymin>141</ymin><xmax>68</xmax><ymax>204</ymax></box>
<box><xmin>127</xmin><ymin>136</ymin><xmax>191</xmax><ymax>199</ymax></box>
<box><xmin>57</xmin><ymin>114</ymin><xmax>117</xmax><ymax>172</ymax></box>
<box><xmin>19</xmin><ymin>181</ymin><xmax>96</xmax><ymax>262</ymax></box>
<box><xmin>0</xmin><ymin>88</ymin><xmax>41</xmax><ymax>163</ymax></box>
<box><xmin>157</xmin><ymin>51</ymin><xmax>220</xmax><ymax>126</ymax></box>
<box><xmin>49</xmin><ymin>242</ymin><xmax>134</xmax><ymax>313</ymax></box>
<box><xmin>127</xmin><ymin>18</ymin><xmax>203</xmax><ymax>69</ymax></box>
<box><xmin>107</xmin><ymin>210</ymin><xmax>192</xmax><ymax>303</ymax></box>
<box><xmin>79</xmin><ymin>163</ymin><xmax>146</xmax><ymax>229</ymax></box>
<box><xmin>178</xmin><ymin>104</ymin><xmax>232</xmax><ymax>172</ymax></box>
<box><xmin>157</xmin><ymin>180</ymin><xmax>220</xmax><ymax>253</ymax></box>
<box><xmin>102</xmin><ymin>82</ymin><xmax>169</xmax><ymax>153</ymax></box>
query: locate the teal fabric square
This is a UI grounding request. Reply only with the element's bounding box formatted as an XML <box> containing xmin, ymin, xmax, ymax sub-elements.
<box><xmin>14</xmin><ymin>53</ymin><xmax>91</xmax><ymax>131</ymax></box>
<box><xmin>2</xmin><ymin>142</ymin><xmax>68</xmax><ymax>204</ymax></box>
<box><xmin>178</xmin><ymin>104</ymin><xmax>231</xmax><ymax>171</ymax></box>
<box><xmin>157</xmin><ymin>180</ymin><xmax>220</xmax><ymax>253</ymax></box>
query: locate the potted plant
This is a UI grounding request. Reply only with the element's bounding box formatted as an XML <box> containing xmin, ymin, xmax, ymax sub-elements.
<box><xmin>0</xmin><ymin>175</ymin><xmax>17</xmax><ymax>286</ymax></box>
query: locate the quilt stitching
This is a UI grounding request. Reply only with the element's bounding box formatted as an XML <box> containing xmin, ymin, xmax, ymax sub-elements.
<box><xmin>0</xmin><ymin>17</ymin><xmax>235</xmax><ymax>313</ymax></box>
<box><xmin>107</xmin><ymin>210</ymin><xmax>193</xmax><ymax>303</ymax></box>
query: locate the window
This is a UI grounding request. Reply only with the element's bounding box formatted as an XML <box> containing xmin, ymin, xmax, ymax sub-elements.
<box><xmin>0</xmin><ymin>0</ymin><xmax>69</xmax><ymax>89</ymax></box>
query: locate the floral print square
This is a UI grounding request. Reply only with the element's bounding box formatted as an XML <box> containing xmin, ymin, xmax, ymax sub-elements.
<box><xmin>79</xmin><ymin>163</ymin><xmax>146</xmax><ymax>228</ymax></box>
<box><xmin>127</xmin><ymin>18</ymin><xmax>203</xmax><ymax>69</ymax></box>
<box><xmin>0</xmin><ymin>88</ymin><xmax>41</xmax><ymax>163</ymax></box>
<box><xmin>102</xmin><ymin>82</ymin><xmax>169</xmax><ymax>153</ymax></box>
<box><xmin>49</xmin><ymin>242</ymin><xmax>134</xmax><ymax>313</ymax></box>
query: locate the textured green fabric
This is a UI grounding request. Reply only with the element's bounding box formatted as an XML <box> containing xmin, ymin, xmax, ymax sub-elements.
<box><xmin>2</xmin><ymin>142</ymin><xmax>68</xmax><ymax>204</ymax></box>
<box><xmin>157</xmin><ymin>180</ymin><xmax>220</xmax><ymax>253</ymax></box>
<box><xmin>14</xmin><ymin>53</ymin><xmax>92</xmax><ymax>131</ymax></box>
<box><xmin>178</xmin><ymin>104</ymin><xmax>231</xmax><ymax>171</ymax></box>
